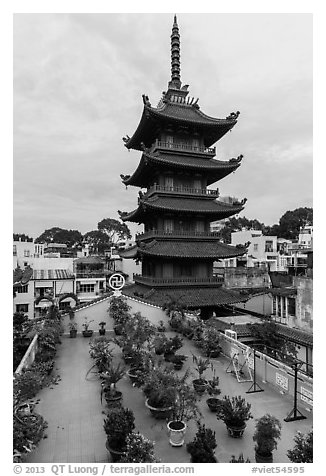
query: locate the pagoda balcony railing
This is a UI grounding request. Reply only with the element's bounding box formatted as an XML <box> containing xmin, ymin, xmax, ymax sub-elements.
<box><xmin>144</xmin><ymin>184</ymin><xmax>219</xmax><ymax>198</ymax></box>
<box><xmin>152</xmin><ymin>139</ymin><xmax>216</xmax><ymax>156</ymax></box>
<box><xmin>133</xmin><ymin>274</ymin><xmax>224</xmax><ymax>287</ymax></box>
<box><xmin>75</xmin><ymin>271</ymin><xmax>106</xmax><ymax>278</ymax></box>
<box><xmin>136</xmin><ymin>229</ymin><xmax>222</xmax><ymax>240</ymax></box>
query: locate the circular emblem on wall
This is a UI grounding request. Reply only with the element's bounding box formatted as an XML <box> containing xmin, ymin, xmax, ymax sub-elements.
<box><xmin>108</xmin><ymin>273</ymin><xmax>125</xmax><ymax>291</ymax></box>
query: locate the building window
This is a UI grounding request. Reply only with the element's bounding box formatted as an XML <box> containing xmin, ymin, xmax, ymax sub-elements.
<box><xmin>253</xmin><ymin>244</ymin><xmax>258</xmax><ymax>251</ymax></box>
<box><xmin>272</xmin><ymin>296</ymin><xmax>277</xmax><ymax>315</ymax></box>
<box><xmin>17</xmin><ymin>285</ymin><xmax>28</xmax><ymax>294</ymax></box>
<box><xmin>13</xmin><ymin>245</ymin><xmax>17</xmax><ymax>256</ymax></box>
<box><xmin>24</xmin><ymin>250</ymin><xmax>30</xmax><ymax>257</ymax></box>
<box><xmin>16</xmin><ymin>304</ymin><xmax>29</xmax><ymax>313</ymax></box>
<box><xmin>79</xmin><ymin>284</ymin><xmax>95</xmax><ymax>293</ymax></box>
<box><xmin>288</xmin><ymin>297</ymin><xmax>296</xmax><ymax>316</ymax></box>
<box><xmin>265</xmin><ymin>241</ymin><xmax>273</xmax><ymax>252</ymax></box>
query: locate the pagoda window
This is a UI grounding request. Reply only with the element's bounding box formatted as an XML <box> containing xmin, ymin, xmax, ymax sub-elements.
<box><xmin>195</xmin><ymin>220</ymin><xmax>205</xmax><ymax>232</ymax></box>
<box><xmin>164</xmin><ymin>219</ymin><xmax>174</xmax><ymax>233</ymax></box>
<box><xmin>164</xmin><ymin>176</ymin><xmax>174</xmax><ymax>189</ymax></box>
<box><xmin>176</xmin><ymin>263</ymin><xmax>193</xmax><ymax>277</ymax></box>
<box><xmin>194</xmin><ymin>179</ymin><xmax>202</xmax><ymax>190</ymax></box>
<box><xmin>163</xmin><ymin>262</ymin><xmax>173</xmax><ymax>278</ymax></box>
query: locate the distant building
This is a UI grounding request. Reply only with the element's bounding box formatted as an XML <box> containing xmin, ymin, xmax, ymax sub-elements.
<box><xmin>74</xmin><ymin>256</ymin><xmax>106</xmax><ymax>303</ymax></box>
<box><xmin>33</xmin><ymin>269</ymin><xmax>76</xmax><ymax>316</ymax></box>
<box><xmin>231</xmin><ymin>229</ymin><xmax>278</xmax><ymax>270</ymax></box>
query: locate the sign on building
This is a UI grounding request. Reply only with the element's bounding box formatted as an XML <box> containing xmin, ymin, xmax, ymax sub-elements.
<box><xmin>300</xmin><ymin>387</ymin><xmax>313</xmax><ymax>406</ymax></box>
<box><xmin>276</xmin><ymin>372</ymin><xmax>288</xmax><ymax>390</ymax></box>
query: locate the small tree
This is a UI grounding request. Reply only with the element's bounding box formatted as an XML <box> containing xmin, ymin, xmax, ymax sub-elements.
<box><xmin>108</xmin><ymin>296</ymin><xmax>131</xmax><ymax>325</ymax></box>
<box><xmin>120</xmin><ymin>433</ymin><xmax>160</xmax><ymax>463</ymax></box>
<box><xmin>253</xmin><ymin>414</ymin><xmax>282</xmax><ymax>457</ymax></box>
<box><xmin>287</xmin><ymin>430</ymin><xmax>313</xmax><ymax>463</ymax></box>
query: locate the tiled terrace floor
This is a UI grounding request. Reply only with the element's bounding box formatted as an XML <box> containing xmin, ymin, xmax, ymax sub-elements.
<box><xmin>26</xmin><ymin>326</ymin><xmax>312</xmax><ymax>464</ymax></box>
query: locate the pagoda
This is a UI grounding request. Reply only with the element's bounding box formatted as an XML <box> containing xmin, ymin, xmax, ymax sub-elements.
<box><xmin>119</xmin><ymin>16</ymin><xmax>248</xmax><ymax>317</ymax></box>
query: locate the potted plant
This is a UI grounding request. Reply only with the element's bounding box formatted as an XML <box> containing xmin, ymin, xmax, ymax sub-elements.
<box><xmin>163</xmin><ymin>335</ymin><xmax>183</xmax><ymax>362</ymax></box>
<box><xmin>153</xmin><ymin>334</ymin><xmax>168</xmax><ymax>355</ymax></box>
<box><xmin>99</xmin><ymin>321</ymin><xmax>106</xmax><ymax>336</ymax></box>
<box><xmin>167</xmin><ymin>371</ymin><xmax>201</xmax><ymax>447</ymax></box>
<box><xmin>170</xmin><ymin>354</ymin><xmax>187</xmax><ymax>371</ymax></box>
<box><xmin>108</xmin><ymin>295</ymin><xmax>131</xmax><ymax>335</ymax></box>
<box><xmin>120</xmin><ymin>433</ymin><xmax>160</xmax><ymax>463</ymax></box>
<box><xmin>186</xmin><ymin>423</ymin><xmax>217</xmax><ymax>462</ymax></box>
<box><xmin>287</xmin><ymin>429</ymin><xmax>313</xmax><ymax>463</ymax></box>
<box><xmin>68</xmin><ymin>321</ymin><xmax>77</xmax><ymax>338</ymax></box>
<box><xmin>180</xmin><ymin>319</ymin><xmax>195</xmax><ymax>340</ymax></box>
<box><xmin>144</xmin><ymin>366</ymin><xmax>177</xmax><ymax>420</ymax></box>
<box><xmin>157</xmin><ymin>320</ymin><xmax>166</xmax><ymax>333</ymax></box>
<box><xmin>253</xmin><ymin>414</ymin><xmax>282</xmax><ymax>463</ymax></box>
<box><xmin>216</xmin><ymin>395</ymin><xmax>253</xmax><ymax>438</ymax></box>
<box><xmin>82</xmin><ymin>318</ymin><xmax>94</xmax><ymax>337</ymax></box>
<box><xmin>206</xmin><ymin>370</ymin><xmax>222</xmax><ymax>412</ymax></box>
<box><xmin>100</xmin><ymin>362</ymin><xmax>125</xmax><ymax>407</ymax></box>
<box><xmin>103</xmin><ymin>407</ymin><xmax>135</xmax><ymax>462</ymax></box>
<box><xmin>230</xmin><ymin>453</ymin><xmax>251</xmax><ymax>463</ymax></box>
<box><xmin>87</xmin><ymin>337</ymin><xmax>113</xmax><ymax>376</ymax></box>
<box><xmin>127</xmin><ymin>350</ymin><xmax>154</xmax><ymax>387</ymax></box>
<box><xmin>201</xmin><ymin>326</ymin><xmax>222</xmax><ymax>358</ymax></box>
<box><xmin>192</xmin><ymin>355</ymin><xmax>211</xmax><ymax>394</ymax></box>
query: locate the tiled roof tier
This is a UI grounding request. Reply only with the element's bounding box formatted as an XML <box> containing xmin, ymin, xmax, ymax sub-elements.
<box><xmin>275</xmin><ymin>324</ymin><xmax>313</xmax><ymax>347</ymax></box>
<box><xmin>122</xmin><ymin>283</ymin><xmax>247</xmax><ymax>308</ymax></box>
<box><xmin>32</xmin><ymin>269</ymin><xmax>75</xmax><ymax>280</ymax></box>
<box><xmin>122</xmin><ymin>152</ymin><xmax>242</xmax><ymax>187</ymax></box>
<box><xmin>133</xmin><ymin>239</ymin><xmax>247</xmax><ymax>259</ymax></box>
<box><xmin>269</xmin><ymin>288</ymin><xmax>297</xmax><ymax>297</ymax></box>
<box><xmin>120</xmin><ymin>195</ymin><xmax>244</xmax><ymax>223</ymax></box>
<box><xmin>125</xmin><ymin>104</ymin><xmax>237</xmax><ymax>151</ymax></box>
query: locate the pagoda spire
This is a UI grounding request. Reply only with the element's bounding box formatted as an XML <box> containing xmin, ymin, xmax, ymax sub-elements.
<box><xmin>169</xmin><ymin>14</ymin><xmax>182</xmax><ymax>90</ymax></box>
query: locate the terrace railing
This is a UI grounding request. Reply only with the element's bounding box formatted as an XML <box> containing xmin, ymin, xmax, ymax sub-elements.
<box><xmin>151</xmin><ymin>139</ymin><xmax>216</xmax><ymax>156</ymax></box>
<box><xmin>133</xmin><ymin>274</ymin><xmax>224</xmax><ymax>287</ymax></box>
<box><xmin>144</xmin><ymin>184</ymin><xmax>219</xmax><ymax>198</ymax></box>
<box><xmin>136</xmin><ymin>229</ymin><xmax>222</xmax><ymax>240</ymax></box>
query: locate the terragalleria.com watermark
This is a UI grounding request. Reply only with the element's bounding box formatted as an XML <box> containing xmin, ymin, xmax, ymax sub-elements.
<box><xmin>18</xmin><ymin>464</ymin><xmax>195</xmax><ymax>475</ymax></box>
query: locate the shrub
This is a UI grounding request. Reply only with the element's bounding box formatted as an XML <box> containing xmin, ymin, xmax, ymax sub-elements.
<box><xmin>253</xmin><ymin>414</ymin><xmax>282</xmax><ymax>456</ymax></box>
<box><xmin>108</xmin><ymin>296</ymin><xmax>131</xmax><ymax>325</ymax></box>
<box><xmin>187</xmin><ymin>423</ymin><xmax>217</xmax><ymax>463</ymax></box>
<box><xmin>216</xmin><ymin>395</ymin><xmax>252</xmax><ymax>427</ymax></box>
<box><xmin>230</xmin><ymin>453</ymin><xmax>251</xmax><ymax>463</ymax></box>
<box><xmin>287</xmin><ymin>430</ymin><xmax>313</xmax><ymax>463</ymax></box>
<box><xmin>103</xmin><ymin>407</ymin><xmax>135</xmax><ymax>452</ymax></box>
<box><xmin>120</xmin><ymin>433</ymin><xmax>160</xmax><ymax>463</ymax></box>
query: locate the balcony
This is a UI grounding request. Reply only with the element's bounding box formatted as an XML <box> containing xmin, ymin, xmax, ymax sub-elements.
<box><xmin>75</xmin><ymin>271</ymin><xmax>105</xmax><ymax>279</ymax></box>
<box><xmin>151</xmin><ymin>139</ymin><xmax>216</xmax><ymax>156</ymax></box>
<box><xmin>144</xmin><ymin>184</ymin><xmax>219</xmax><ymax>199</ymax></box>
<box><xmin>136</xmin><ymin>229</ymin><xmax>222</xmax><ymax>240</ymax></box>
<box><xmin>133</xmin><ymin>274</ymin><xmax>224</xmax><ymax>287</ymax></box>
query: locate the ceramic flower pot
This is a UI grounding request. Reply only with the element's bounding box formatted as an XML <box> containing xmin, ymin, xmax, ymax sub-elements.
<box><xmin>193</xmin><ymin>379</ymin><xmax>207</xmax><ymax>394</ymax></box>
<box><xmin>226</xmin><ymin>422</ymin><xmax>246</xmax><ymax>438</ymax></box>
<box><xmin>106</xmin><ymin>441</ymin><xmax>126</xmax><ymax>462</ymax></box>
<box><xmin>255</xmin><ymin>451</ymin><xmax>273</xmax><ymax>463</ymax></box>
<box><xmin>145</xmin><ymin>398</ymin><xmax>173</xmax><ymax>420</ymax></box>
<box><xmin>167</xmin><ymin>420</ymin><xmax>187</xmax><ymax>447</ymax></box>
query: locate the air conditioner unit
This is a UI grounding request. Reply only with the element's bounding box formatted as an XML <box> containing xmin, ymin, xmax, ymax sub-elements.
<box><xmin>225</xmin><ymin>329</ymin><xmax>237</xmax><ymax>340</ymax></box>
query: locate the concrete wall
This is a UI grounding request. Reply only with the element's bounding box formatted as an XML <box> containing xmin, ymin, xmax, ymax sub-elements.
<box><xmin>235</xmin><ymin>293</ymin><xmax>273</xmax><ymax>316</ymax></box>
<box><xmin>124</xmin><ymin>296</ymin><xmax>167</xmax><ymax>325</ymax></box>
<box><xmin>291</xmin><ymin>276</ymin><xmax>313</xmax><ymax>332</ymax></box>
<box><xmin>224</xmin><ymin>267</ymin><xmax>270</xmax><ymax>289</ymax></box>
<box><xmin>62</xmin><ymin>296</ymin><xmax>112</xmax><ymax>334</ymax></box>
<box><xmin>219</xmin><ymin>333</ymin><xmax>313</xmax><ymax>413</ymax></box>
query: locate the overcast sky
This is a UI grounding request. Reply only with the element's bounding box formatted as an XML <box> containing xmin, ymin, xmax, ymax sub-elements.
<box><xmin>13</xmin><ymin>13</ymin><xmax>312</xmax><ymax>239</ymax></box>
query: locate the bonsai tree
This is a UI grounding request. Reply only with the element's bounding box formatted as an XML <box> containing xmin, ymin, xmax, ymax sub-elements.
<box><xmin>201</xmin><ymin>326</ymin><xmax>222</xmax><ymax>357</ymax></box>
<box><xmin>128</xmin><ymin>349</ymin><xmax>154</xmax><ymax>387</ymax></box>
<box><xmin>170</xmin><ymin>354</ymin><xmax>187</xmax><ymax>370</ymax></box>
<box><xmin>216</xmin><ymin>395</ymin><xmax>252</xmax><ymax>437</ymax></box>
<box><xmin>87</xmin><ymin>337</ymin><xmax>113</xmax><ymax>376</ymax></box>
<box><xmin>187</xmin><ymin>423</ymin><xmax>217</xmax><ymax>463</ymax></box>
<box><xmin>144</xmin><ymin>365</ymin><xmax>177</xmax><ymax>410</ymax></box>
<box><xmin>230</xmin><ymin>453</ymin><xmax>251</xmax><ymax>463</ymax></box>
<box><xmin>120</xmin><ymin>433</ymin><xmax>160</xmax><ymax>463</ymax></box>
<box><xmin>103</xmin><ymin>407</ymin><xmax>135</xmax><ymax>458</ymax></box>
<box><xmin>123</xmin><ymin>312</ymin><xmax>156</xmax><ymax>350</ymax></box>
<box><xmin>192</xmin><ymin>355</ymin><xmax>211</xmax><ymax>394</ymax></box>
<box><xmin>82</xmin><ymin>317</ymin><xmax>94</xmax><ymax>337</ymax></box>
<box><xmin>164</xmin><ymin>335</ymin><xmax>184</xmax><ymax>361</ymax></box>
<box><xmin>68</xmin><ymin>321</ymin><xmax>77</xmax><ymax>338</ymax></box>
<box><xmin>157</xmin><ymin>320</ymin><xmax>166</xmax><ymax>332</ymax></box>
<box><xmin>253</xmin><ymin>414</ymin><xmax>282</xmax><ymax>462</ymax></box>
<box><xmin>99</xmin><ymin>321</ymin><xmax>106</xmax><ymax>335</ymax></box>
<box><xmin>287</xmin><ymin>429</ymin><xmax>313</xmax><ymax>463</ymax></box>
<box><xmin>108</xmin><ymin>296</ymin><xmax>131</xmax><ymax>332</ymax></box>
<box><xmin>206</xmin><ymin>369</ymin><xmax>222</xmax><ymax>412</ymax></box>
<box><xmin>100</xmin><ymin>362</ymin><xmax>125</xmax><ymax>405</ymax></box>
<box><xmin>153</xmin><ymin>334</ymin><xmax>169</xmax><ymax>355</ymax></box>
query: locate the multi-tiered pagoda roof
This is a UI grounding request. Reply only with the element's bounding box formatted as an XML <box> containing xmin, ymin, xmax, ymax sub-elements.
<box><xmin>118</xmin><ymin>16</ymin><xmax>248</xmax><ymax>312</ymax></box>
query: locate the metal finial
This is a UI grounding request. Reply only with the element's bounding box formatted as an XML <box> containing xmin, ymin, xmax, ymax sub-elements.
<box><xmin>170</xmin><ymin>14</ymin><xmax>181</xmax><ymax>89</ymax></box>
